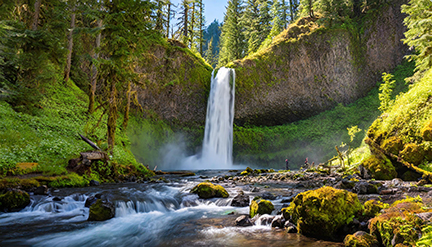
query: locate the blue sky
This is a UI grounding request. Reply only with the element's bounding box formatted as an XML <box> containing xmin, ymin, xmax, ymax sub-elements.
<box><xmin>170</xmin><ymin>0</ymin><xmax>229</xmax><ymax>26</ymax></box>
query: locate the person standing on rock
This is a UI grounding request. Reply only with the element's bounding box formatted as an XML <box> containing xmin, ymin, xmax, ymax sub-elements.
<box><xmin>285</xmin><ymin>159</ymin><xmax>289</xmax><ymax>170</ymax></box>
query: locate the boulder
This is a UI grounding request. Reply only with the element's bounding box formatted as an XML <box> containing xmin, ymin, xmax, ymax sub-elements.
<box><xmin>260</xmin><ymin>192</ymin><xmax>277</xmax><ymax>200</ymax></box>
<box><xmin>231</xmin><ymin>191</ymin><xmax>249</xmax><ymax>207</ymax></box>
<box><xmin>344</xmin><ymin>231</ymin><xmax>380</xmax><ymax>247</ymax></box>
<box><xmin>190</xmin><ymin>182</ymin><xmax>229</xmax><ymax>199</ymax></box>
<box><xmin>85</xmin><ymin>193</ymin><xmax>103</xmax><ymax>208</ymax></box>
<box><xmin>360</xmin><ymin>155</ymin><xmax>397</xmax><ymax>180</ymax></box>
<box><xmin>249</xmin><ymin>198</ymin><xmax>274</xmax><ymax>218</ymax></box>
<box><xmin>235</xmin><ymin>215</ymin><xmax>253</xmax><ymax>227</ymax></box>
<box><xmin>353</xmin><ymin>181</ymin><xmax>378</xmax><ymax>194</ymax></box>
<box><xmin>285</xmin><ymin>221</ymin><xmax>298</xmax><ymax>233</ymax></box>
<box><xmin>88</xmin><ymin>199</ymin><xmax>115</xmax><ymax>221</ymax></box>
<box><xmin>34</xmin><ymin>185</ymin><xmax>49</xmax><ymax>195</ymax></box>
<box><xmin>0</xmin><ymin>189</ymin><xmax>31</xmax><ymax>212</ymax></box>
<box><xmin>89</xmin><ymin>180</ymin><xmax>100</xmax><ymax>186</ymax></box>
<box><xmin>271</xmin><ymin>215</ymin><xmax>285</xmax><ymax>228</ymax></box>
<box><xmin>283</xmin><ymin>186</ymin><xmax>362</xmax><ymax>240</ymax></box>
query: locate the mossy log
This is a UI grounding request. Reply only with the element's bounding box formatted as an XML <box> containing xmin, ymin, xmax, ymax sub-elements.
<box><xmin>365</xmin><ymin>137</ymin><xmax>432</xmax><ymax>183</ymax></box>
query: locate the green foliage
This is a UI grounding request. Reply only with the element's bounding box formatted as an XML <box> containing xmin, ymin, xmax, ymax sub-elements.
<box><xmin>286</xmin><ymin>186</ymin><xmax>362</xmax><ymax>240</ymax></box>
<box><xmin>249</xmin><ymin>198</ymin><xmax>275</xmax><ymax>217</ymax></box>
<box><xmin>348</xmin><ymin>126</ymin><xmax>362</xmax><ymax>142</ymax></box>
<box><xmin>402</xmin><ymin>0</ymin><xmax>432</xmax><ymax>75</ymax></box>
<box><xmin>232</xmin><ymin>60</ymin><xmax>413</xmax><ymax>168</ymax></box>
<box><xmin>379</xmin><ymin>72</ymin><xmax>396</xmax><ymax>112</ymax></box>
<box><xmin>417</xmin><ymin>225</ymin><xmax>432</xmax><ymax>246</ymax></box>
<box><xmin>363</xmin><ymin>199</ymin><xmax>389</xmax><ymax>218</ymax></box>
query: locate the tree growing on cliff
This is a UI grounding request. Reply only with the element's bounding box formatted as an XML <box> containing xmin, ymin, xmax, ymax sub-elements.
<box><xmin>218</xmin><ymin>0</ymin><xmax>246</xmax><ymax>66</ymax></box>
<box><xmin>402</xmin><ymin>0</ymin><xmax>432</xmax><ymax>76</ymax></box>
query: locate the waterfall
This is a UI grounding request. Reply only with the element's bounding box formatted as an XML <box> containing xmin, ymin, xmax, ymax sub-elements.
<box><xmin>201</xmin><ymin>67</ymin><xmax>236</xmax><ymax>166</ymax></box>
<box><xmin>178</xmin><ymin>67</ymin><xmax>236</xmax><ymax>169</ymax></box>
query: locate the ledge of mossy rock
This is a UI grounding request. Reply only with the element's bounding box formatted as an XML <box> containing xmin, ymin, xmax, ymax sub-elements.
<box><xmin>284</xmin><ymin>186</ymin><xmax>362</xmax><ymax>240</ymax></box>
<box><xmin>344</xmin><ymin>231</ymin><xmax>380</xmax><ymax>247</ymax></box>
<box><xmin>381</xmin><ymin>136</ymin><xmax>404</xmax><ymax>156</ymax></box>
<box><xmin>369</xmin><ymin>198</ymin><xmax>427</xmax><ymax>247</ymax></box>
<box><xmin>0</xmin><ymin>189</ymin><xmax>30</xmax><ymax>212</ymax></box>
<box><xmin>400</xmin><ymin>143</ymin><xmax>425</xmax><ymax>166</ymax></box>
<box><xmin>190</xmin><ymin>182</ymin><xmax>229</xmax><ymax>199</ymax></box>
<box><xmin>88</xmin><ymin>199</ymin><xmax>115</xmax><ymax>221</ymax></box>
<box><xmin>249</xmin><ymin>198</ymin><xmax>274</xmax><ymax>218</ymax></box>
<box><xmin>421</xmin><ymin>120</ymin><xmax>432</xmax><ymax>141</ymax></box>
<box><xmin>361</xmin><ymin>155</ymin><xmax>397</xmax><ymax>180</ymax></box>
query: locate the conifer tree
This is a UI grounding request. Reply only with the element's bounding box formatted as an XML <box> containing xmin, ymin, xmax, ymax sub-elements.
<box><xmin>402</xmin><ymin>0</ymin><xmax>432</xmax><ymax>75</ymax></box>
<box><xmin>243</xmin><ymin>0</ymin><xmax>261</xmax><ymax>54</ymax></box>
<box><xmin>218</xmin><ymin>0</ymin><xmax>246</xmax><ymax>66</ymax></box>
<box><xmin>176</xmin><ymin>0</ymin><xmax>190</xmax><ymax>45</ymax></box>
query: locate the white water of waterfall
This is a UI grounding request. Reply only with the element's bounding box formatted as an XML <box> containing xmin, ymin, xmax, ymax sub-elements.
<box><xmin>179</xmin><ymin>67</ymin><xmax>237</xmax><ymax>170</ymax></box>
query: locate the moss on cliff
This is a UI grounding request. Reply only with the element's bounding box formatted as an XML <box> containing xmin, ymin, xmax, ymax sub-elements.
<box><xmin>365</xmin><ymin>67</ymin><xmax>432</xmax><ymax>179</ymax></box>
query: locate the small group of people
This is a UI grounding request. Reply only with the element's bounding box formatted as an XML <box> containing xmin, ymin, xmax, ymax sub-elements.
<box><xmin>284</xmin><ymin>157</ymin><xmax>314</xmax><ymax>170</ymax></box>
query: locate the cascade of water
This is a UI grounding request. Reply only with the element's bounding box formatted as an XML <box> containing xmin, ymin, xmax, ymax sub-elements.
<box><xmin>201</xmin><ymin>67</ymin><xmax>236</xmax><ymax>167</ymax></box>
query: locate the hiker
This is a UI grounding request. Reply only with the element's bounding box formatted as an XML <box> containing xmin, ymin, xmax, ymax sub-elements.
<box><xmin>285</xmin><ymin>159</ymin><xmax>289</xmax><ymax>170</ymax></box>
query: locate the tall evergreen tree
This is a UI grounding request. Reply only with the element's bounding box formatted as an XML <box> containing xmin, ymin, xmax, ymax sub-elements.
<box><xmin>402</xmin><ymin>0</ymin><xmax>432</xmax><ymax>75</ymax></box>
<box><xmin>176</xmin><ymin>0</ymin><xmax>190</xmax><ymax>45</ymax></box>
<box><xmin>218</xmin><ymin>0</ymin><xmax>246</xmax><ymax>66</ymax></box>
<box><xmin>243</xmin><ymin>0</ymin><xmax>261</xmax><ymax>54</ymax></box>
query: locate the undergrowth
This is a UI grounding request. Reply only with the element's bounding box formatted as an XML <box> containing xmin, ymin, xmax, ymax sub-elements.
<box><xmin>233</xmin><ymin>60</ymin><xmax>414</xmax><ymax>168</ymax></box>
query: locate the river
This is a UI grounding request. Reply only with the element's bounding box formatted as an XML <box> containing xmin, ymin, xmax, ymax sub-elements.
<box><xmin>0</xmin><ymin>170</ymin><xmax>344</xmax><ymax>247</ymax></box>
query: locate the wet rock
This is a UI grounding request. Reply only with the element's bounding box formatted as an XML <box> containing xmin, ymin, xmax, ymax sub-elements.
<box><xmin>390</xmin><ymin>178</ymin><xmax>403</xmax><ymax>187</ymax></box>
<box><xmin>89</xmin><ymin>180</ymin><xmax>100</xmax><ymax>186</ymax></box>
<box><xmin>231</xmin><ymin>191</ymin><xmax>249</xmax><ymax>207</ymax></box>
<box><xmin>358</xmin><ymin>165</ymin><xmax>371</xmax><ymax>179</ymax></box>
<box><xmin>0</xmin><ymin>189</ymin><xmax>31</xmax><ymax>212</ymax></box>
<box><xmin>190</xmin><ymin>182</ymin><xmax>229</xmax><ymax>199</ymax></box>
<box><xmin>260</xmin><ymin>192</ymin><xmax>277</xmax><ymax>200</ymax></box>
<box><xmin>88</xmin><ymin>199</ymin><xmax>115</xmax><ymax>221</ymax></box>
<box><xmin>334</xmin><ymin>179</ymin><xmax>355</xmax><ymax>190</ymax></box>
<box><xmin>353</xmin><ymin>181</ymin><xmax>378</xmax><ymax>194</ymax></box>
<box><xmin>52</xmin><ymin>197</ymin><xmax>62</xmax><ymax>202</ymax></box>
<box><xmin>379</xmin><ymin>188</ymin><xmax>397</xmax><ymax>195</ymax></box>
<box><xmin>285</xmin><ymin>222</ymin><xmax>297</xmax><ymax>233</ymax></box>
<box><xmin>271</xmin><ymin>215</ymin><xmax>285</xmax><ymax>228</ymax></box>
<box><xmin>84</xmin><ymin>193</ymin><xmax>103</xmax><ymax>208</ymax></box>
<box><xmin>34</xmin><ymin>185</ymin><xmax>49</xmax><ymax>195</ymax></box>
<box><xmin>249</xmin><ymin>198</ymin><xmax>274</xmax><ymax>218</ymax></box>
<box><xmin>344</xmin><ymin>231</ymin><xmax>379</xmax><ymax>247</ymax></box>
<box><xmin>255</xmin><ymin>214</ymin><xmax>275</xmax><ymax>225</ymax></box>
<box><xmin>235</xmin><ymin>215</ymin><xmax>253</xmax><ymax>227</ymax></box>
<box><xmin>251</xmin><ymin>187</ymin><xmax>260</xmax><ymax>192</ymax></box>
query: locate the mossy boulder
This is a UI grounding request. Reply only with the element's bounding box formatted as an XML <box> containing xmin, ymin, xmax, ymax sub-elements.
<box><xmin>421</xmin><ymin>120</ymin><xmax>432</xmax><ymax>141</ymax></box>
<box><xmin>249</xmin><ymin>198</ymin><xmax>274</xmax><ymax>218</ymax></box>
<box><xmin>88</xmin><ymin>199</ymin><xmax>115</xmax><ymax>221</ymax></box>
<box><xmin>190</xmin><ymin>182</ymin><xmax>229</xmax><ymax>199</ymax></box>
<box><xmin>400</xmin><ymin>143</ymin><xmax>425</xmax><ymax>165</ymax></box>
<box><xmin>361</xmin><ymin>155</ymin><xmax>397</xmax><ymax>180</ymax></box>
<box><xmin>363</xmin><ymin>199</ymin><xmax>389</xmax><ymax>218</ymax></box>
<box><xmin>240</xmin><ymin>167</ymin><xmax>254</xmax><ymax>176</ymax></box>
<box><xmin>344</xmin><ymin>231</ymin><xmax>380</xmax><ymax>247</ymax></box>
<box><xmin>0</xmin><ymin>189</ymin><xmax>31</xmax><ymax>212</ymax></box>
<box><xmin>285</xmin><ymin>186</ymin><xmax>362</xmax><ymax>240</ymax></box>
<box><xmin>381</xmin><ymin>136</ymin><xmax>404</xmax><ymax>156</ymax></box>
<box><xmin>369</xmin><ymin>198</ymin><xmax>426</xmax><ymax>246</ymax></box>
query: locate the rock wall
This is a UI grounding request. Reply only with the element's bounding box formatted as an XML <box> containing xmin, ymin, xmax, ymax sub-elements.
<box><xmin>135</xmin><ymin>40</ymin><xmax>212</xmax><ymax>126</ymax></box>
<box><xmin>229</xmin><ymin>1</ymin><xmax>408</xmax><ymax>126</ymax></box>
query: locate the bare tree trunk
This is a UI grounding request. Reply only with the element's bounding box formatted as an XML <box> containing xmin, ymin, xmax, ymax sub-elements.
<box><xmin>64</xmin><ymin>8</ymin><xmax>76</xmax><ymax>83</ymax></box>
<box><xmin>166</xmin><ymin>3</ymin><xmax>171</xmax><ymax>38</ymax></box>
<box><xmin>32</xmin><ymin>0</ymin><xmax>42</xmax><ymax>31</ymax></box>
<box><xmin>122</xmin><ymin>81</ymin><xmax>131</xmax><ymax>130</ymax></box>
<box><xmin>89</xmin><ymin>19</ymin><xmax>102</xmax><ymax>114</ymax></box>
<box><xmin>107</xmin><ymin>79</ymin><xmax>118</xmax><ymax>153</ymax></box>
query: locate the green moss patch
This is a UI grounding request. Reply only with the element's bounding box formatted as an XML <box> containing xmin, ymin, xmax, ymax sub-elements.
<box><xmin>0</xmin><ymin>189</ymin><xmax>30</xmax><ymax>212</ymax></box>
<box><xmin>400</xmin><ymin>143</ymin><xmax>425</xmax><ymax>166</ymax></box>
<box><xmin>344</xmin><ymin>231</ymin><xmax>380</xmax><ymax>247</ymax></box>
<box><xmin>88</xmin><ymin>199</ymin><xmax>115</xmax><ymax>221</ymax></box>
<box><xmin>363</xmin><ymin>199</ymin><xmax>389</xmax><ymax>218</ymax></box>
<box><xmin>284</xmin><ymin>186</ymin><xmax>362</xmax><ymax>240</ymax></box>
<box><xmin>190</xmin><ymin>182</ymin><xmax>229</xmax><ymax>199</ymax></box>
<box><xmin>361</xmin><ymin>155</ymin><xmax>397</xmax><ymax>180</ymax></box>
<box><xmin>249</xmin><ymin>198</ymin><xmax>275</xmax><ymax>218</ymax></box>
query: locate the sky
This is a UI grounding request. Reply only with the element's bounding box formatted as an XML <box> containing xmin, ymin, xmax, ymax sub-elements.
<box><xmin>170</xmin><ymin>0</ymin><xmax>229</xmax><ymax>26</ymax></box>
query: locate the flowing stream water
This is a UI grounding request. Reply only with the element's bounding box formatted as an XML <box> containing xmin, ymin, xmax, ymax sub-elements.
<box><xmin>0</xmin><ymin>69</ymin><xmax>343</xmax><ymax>246</ymax></box>
<box><xmin>0</xmin><ymin>171</ymin><xmax>342</xmax><ymax>247</ymax></box>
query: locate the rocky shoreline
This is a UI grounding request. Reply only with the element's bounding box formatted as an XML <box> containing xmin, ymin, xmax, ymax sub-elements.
<box><xmin>2</xmin><ymin>168</ymin><xmax>432</xmax><ymax>246</ymax></box>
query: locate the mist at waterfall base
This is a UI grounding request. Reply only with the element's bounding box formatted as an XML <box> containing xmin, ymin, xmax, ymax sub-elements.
<box><xmin>161</xmin><ymin>67</ymin><xmax>245</xmax><ymax>170</ymax></box>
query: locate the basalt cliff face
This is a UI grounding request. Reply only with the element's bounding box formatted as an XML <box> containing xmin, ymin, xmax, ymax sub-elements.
<box><xmin>135</xmin><ymin>40</ymin><xmax>212</xmax><ymax>126</ymax></box>
<box><xmin>229</xmin><ymin>1</ymin><xmax>408</xmax><ymax>126</ymax></box>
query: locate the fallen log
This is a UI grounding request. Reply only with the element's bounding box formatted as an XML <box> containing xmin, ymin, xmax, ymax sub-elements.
<box><xmin>79</xmin><ymin>134</ymin><xmax>101</xmax><ymax>150</ymax></box>
<box><xmin>81</xmin><ymin>151</ymin><xmax>107</xmax><ymax>160</ymax></box>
